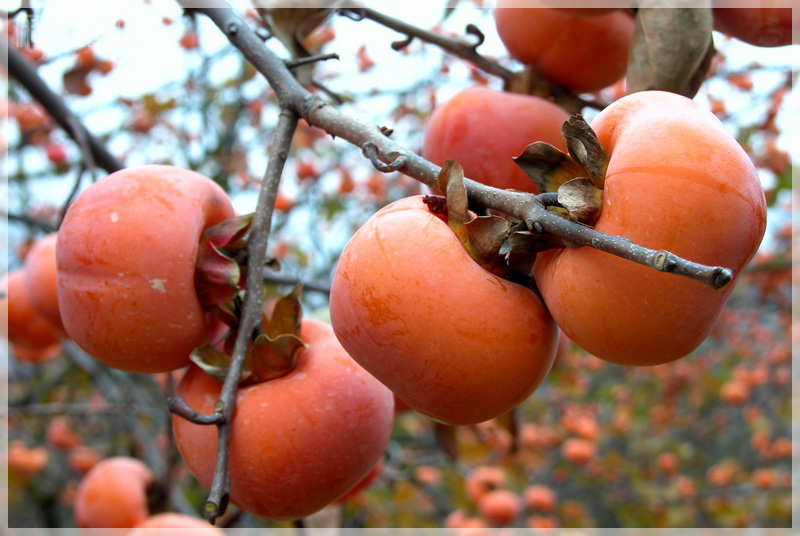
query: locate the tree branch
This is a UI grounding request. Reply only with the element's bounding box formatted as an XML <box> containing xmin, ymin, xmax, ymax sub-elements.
<box><xmin>341</xmin><ymin>6</ymin><xmax>514</xmax><ymax>81</ymax></box>
<box><xmin>3</xmin><ymin>211</ymin><xmax>57</xmax><ymax>232</ymax></box>
<box><xmin>205</xmin><ymin>106</ymin><xmax>299</xmax><ymax>525</ymax></box>
<box><xmin>181</xmin><ymin>2</ymin><xmax>731</xmax><ymax>290</ymax></box>
<box><xmin>2</xmin><ymin>42</ymin><xmax>123</xmax><ymax>174</ymax></box>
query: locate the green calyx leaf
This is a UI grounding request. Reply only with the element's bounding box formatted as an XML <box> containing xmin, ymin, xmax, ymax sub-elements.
<box><xmin>189</xmin><ymin>343</ymin><xmax>232</xmax><ymax>383</ymax></box>
<box><xmin>241</xmin><ymin>333</ymin><xmax>308</xmax><ymax>386</ymax></box>
<box><xmin>237</xmin><ymin>283</ymin><xmax>306</xmax><ymax>386</ymax></box>
<box><xmin>262</xmin><ymin>283</ymin><xmax>304</xmax><ymax>339</ymax></box>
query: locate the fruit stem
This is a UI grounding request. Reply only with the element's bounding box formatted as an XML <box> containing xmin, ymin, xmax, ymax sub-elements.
<box><xmin>167</xmin><ymin>396</ymin><xmax>224</xmax><ymax>425</ymax></box>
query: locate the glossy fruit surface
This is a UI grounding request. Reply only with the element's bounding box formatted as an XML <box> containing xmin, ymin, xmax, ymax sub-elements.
<box><xmin>23</xmin><ymin>233</ymin><xmax>64</xmax><ymax>332</ymax></box>
<box><xmin>423</xmin><ymin>86</ymin><xmax>570</xmax><ymax>192</ymax></box>
<box><xmin>330</xmin><ymin>196</ymin><xmax>558</xmax><ymax>425</ymax></box>
<box><xmin>534</xmin><ymin>91</ymin><xmax>766</xmax><ymax>366</ymax></box>
<box><xmin>74</xmin><ymin>456</ymin><xmax>153</xmax><ymax>529</ymax></box>
<box><xmin>1</xmin><ymin>269</ymin><xmax>61</xmax><ymax>350</ymax></box>
<box><xmin>57</xmin><ymin>165</ymin><xmax>235</xmax><ymax>373</ymax></box>
<box><xmin>494</xmin><ymin>0</ymin><xmax>634</xmax><ymax>93</ymax></box>
<box><xmin>172</xmin><ymin>319</ymin><xmax>394</xmax><ymax>521</ymax></box>
<box><xmin>713</xmin><ymin>3</ymin><xmax>793</xmax><ymax>47</ymax></box>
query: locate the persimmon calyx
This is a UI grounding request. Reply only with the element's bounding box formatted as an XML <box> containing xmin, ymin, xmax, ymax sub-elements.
<box><xmin>514</xmin><ymin>115</ymin><xmax>608</xmax><ymax>225</ymax></box>
<box><xmin>424</xmin><ymin>162</ymin><xmax>563</xmax><ymax>286</ymax></box>
<box><xmin>426</xmin><ymin>160</ymin><xmax>513</xmax><ymax>277</ymax></box>
<box><xmin>190</xmin><ymin>283</ymin><xmax>308</xmax><ymax>386</ymax></box>
<box><xmin>195</xmin><ymin>213</ymin><xmax>253</xmax><ymax>324</ymax></box>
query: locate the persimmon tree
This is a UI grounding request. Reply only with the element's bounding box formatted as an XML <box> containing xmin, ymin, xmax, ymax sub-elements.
<box><xmin>3</xmin><ymin>0</ymin><xmax>794</xmax><ymax>529</ymax></box>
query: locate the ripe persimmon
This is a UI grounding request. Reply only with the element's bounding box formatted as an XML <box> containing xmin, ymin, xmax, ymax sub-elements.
<box><xmin>129</xmin><ymin>513</ymin><xmax>224</xmax><ymax>534</ymax></box>
<box><xmin>8</xmin><ymin>440</ymin><xmax>49</xmax><ymax>478</ymax></box>
<box><xmin>335</xmin><ymin>459</ymin><xmax>384</xmax><ymax>503</ymax></box>
<box><xmin>172</xmin><ymin>320</ymin><xmax>394</xmax><ymax>521</ymax></box>
<box><xmin>478</xmin><ymin>489</ymin><xmax>521</xmax><ymax>524</ymax></box>
<box><xmin>1</xmin><ymin>270</ymin><xmax>61</xmax><ymax>350</ymax></box>
<box><xmin>57</xmin><ymin>165</ymin><xmax>236</xmax><ymax>373</ymax></box>
<box><xmin>523</xmin><ymin>484</ymin><xmax>556</xmax><ymax>512</ymax></box>
<box><xmin>494</xmin><ymin>0</ymin><xmax>634</xmax><ymax>93</ymax></box>
<box><xmin>713</xmin><ymin>2</ymin><xmax>793</xmax><ymax>47</ymax></box>
<box><xmin>23</xmin><ymin>233</ymin><xmax>64</xmax><ymax>332</ymax></box>
<box><xmin>330</xmin><ymin>196</ymin><xmax>557</xmax><ymax>425</ymax></box>
<box><xmin>534</xmin><ymin>91</ymin><xmax>766</xmax><ymax>366</ymax></box>
<box><xmin>74</xmin><ymin>456</ymin><xmax>153</xmax><ymax>529</ymax></box>
<box><xmin>423</xmin><ymin>86</ymin><xmax>569</xmax><ymax>193</ymax></box>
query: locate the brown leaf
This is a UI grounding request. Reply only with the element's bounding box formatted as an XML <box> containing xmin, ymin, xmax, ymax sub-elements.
<box><xmin>557</xmin><ymin>178</ymin><xmax>604</xmax><ymax>225</ymax></box>
<box><xmin>463</xmin><ymin>216</ymin><xmax>514</xmax><ymax>276</ymax></box>
<box><xmin>627</xmin><ymin>3</ymin><xmax>714</xmax><ymax>99</ymax></box>
<box><xmin>513</xmin><ymin>142</ymin><xmax>585</xmax><ymax>194</ymax></box>
<box><xmin>561</xmin><ymin>115</ymin><xmax>608</xmax><ymax>187</ymax></box>
<box><xmin>261</xmin><ymin>6</ymin><xmax>335</xmax><ymax>85</ymax></box>
<box><xmin>437</xmin><ymin>160</ymin><xmax>471</xmax><ymax>227</ymax></box>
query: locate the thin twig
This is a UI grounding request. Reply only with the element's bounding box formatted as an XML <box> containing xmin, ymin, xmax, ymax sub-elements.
<box><xmin>58</xmin><ymin>164</ymin><xmax>86</xmax><ymax>228</ymax></box>
<box><xmin>342</xmin><ymin>6</ymin><xmax>513</xmax><ymax>81</ymax></box>
<box><xmin>3</xmin><ymin>211</ymin><xmax>57</xmax><ymax>232</ymax></box>
<box><xmin>3</xmin><ymin>42</ymin><xmax>123</xmax><ymax>174</ymax></box>
<box><xmin>203</xmin><ymin>106</ymin><xmax>299</xmax><ymax>524</ymax></box>
<box><xmin>6</xmin><ymin>402</ymin><xmax>162</xmax><ymax>416</ymax></box>
<box><xmin>263</xmin><ymin>273</ymin><xmax>332</xmax><ymax>295</ymax></box>
<box><xmin>286</xmin><ymin>52</ymin><xmax>339</xmax><ymax>70</ymax></box>
<box><xmin>167</xmin><ymin>396</ymin><xmax>224</xmax><ymax>425</ymax></box>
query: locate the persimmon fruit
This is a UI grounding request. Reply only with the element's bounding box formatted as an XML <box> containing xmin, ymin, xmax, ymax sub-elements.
<box><xmin>533</xmin><ymin>91</ymin><xmax>766</xmax><ymax>366</ymax></box>
<box><xmin>329</xmin><ymin>196</ymin><xmax>558</xmax><ymax>425</ymax></box>
<box><xmin>713</xmin><ymin>2</ymin><xmax>793</xmax><ymax>47</ymax></box>
<box><xmin>23</xmin><ymin>232</ymin><xmax>64</xmax><ymax>332</ymax></box>
<box><xmin>1</xmin><ymin>269</ymin><xmax>61</xmax><ymax>350</ymax></box>
<box><xmin>172</xmin><ymin>319</ymin><xmax>394</xmax><ymax>521</ymax></box>
<box><xmin>494</xmin><ymin>0</ymin><xmax>634</xmax><ymax>93</ymax></box>
<box><xmin>477</xmin><ymin>489</ymin><xmax>521</xmax><ymax>524</ymax></box>
<box><xmin>73</xmin><ymin>456</ymin><xmax>153</xmax><ymax>529</ymax></box>
<box><xmin>335</xmin><ymin>458</ymin><xmax>384</xmax><ymax>503</ymax></box>
<box><xmin>8</xmin><ymin>440</ymin><xmax>49</xmax><ymax>478</ymax></box>
<box><xmin>56</xmin><ymin>165</ymin><xmax>236</xmax><ymax>373</ymax></box>
<box><xmin>129</xmin><ymin>513</ymin><xmax>224</xmax><ymax>535</ymax></box>
<box><xmin>523</xmin><ymin>484</ymin><xmax>556</xmax><ymax>512</ymax></box>
<box><xmin>423</xmin><ymin>86</ymin><xmax>570</xmax><ymax>192</ymax></box>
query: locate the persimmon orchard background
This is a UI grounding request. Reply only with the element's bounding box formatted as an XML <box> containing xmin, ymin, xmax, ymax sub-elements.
<box><xmin>2</xmin><ymin>0</ymin><xmax>796</xmax><ymax>530</ymax></box>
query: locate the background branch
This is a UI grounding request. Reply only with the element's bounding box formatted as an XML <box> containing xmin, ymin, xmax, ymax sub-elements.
<box><xmin>342</xmin><ymin>6</ymin><xmax>513</xmax><ymax>81</ymax></box>
<box><xmin>3</xmin><ymin>42</ymin><xmax>123</xmax><ymax>174</ymax></box>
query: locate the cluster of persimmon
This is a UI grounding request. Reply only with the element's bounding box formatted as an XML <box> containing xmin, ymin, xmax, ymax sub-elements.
<box><xmin>4</xmin><ymin>3</ymin><xmax>781</xmax><ymax>528</ymax></box>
